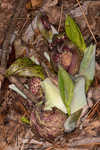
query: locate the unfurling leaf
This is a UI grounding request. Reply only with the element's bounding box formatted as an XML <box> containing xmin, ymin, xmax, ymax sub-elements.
<box><xmin>70</xmin><ymin>76</ymin><xmax>87</xmax><ymax>114</ymax></box>
<box><xmin>37</xmin><ymin>14</ymin><xmax>53</xmax><ymax>43</ymax></box>
<box><xmin>79</xmin><ymin>44</ymin><xmax>96</xmax><ymax>91</ymax></box>
<box><xmin>64</xmin><ymin>76</ymin><xmax>87</xmax><ymax>132</ymax></box>
<box><xmin>64</xmin><ymin>109</ymin><xmax>82</xmax><ymax>133</ymax></box>
<box><xmin>6</xmin><ymin>57</ymin><xmax>45</xmax><ymax>80</ymax></box>
<box><xmin>58</xmin><ymin>66</ymin><xmax>74</xmax><ymax>115</ymax></box>
<box><xmin>65</xmin><ymin>15</ymin><xmax>86</xmax><ymax>54</ymax></box>
<box><xmin>41</xmin><ymin>78</ymin><xmax>67</xmax><ymax>114</ymax></box>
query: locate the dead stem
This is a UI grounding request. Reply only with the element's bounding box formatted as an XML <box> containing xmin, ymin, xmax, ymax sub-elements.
<box><xmin>68</xmin><ymin>137</ymin><xmax>100</xmax><ymax>147</ymax></box>
<box><xmin>76</xmin><ymin>0</ymin><xmax>97</xmax><ymax>44</ymax></box>
<box><xmin>58</xmin><ymin>0</ymin><xmax>63</xmax><ymax>32</ymax></box>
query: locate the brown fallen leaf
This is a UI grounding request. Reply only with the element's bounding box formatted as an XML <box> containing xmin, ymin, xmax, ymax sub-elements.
<box><xmin>26</xmin><ymin>0</ymin><xmax>43</xmax><ymax>9</ymax></box>
<box><xmin>31</xmin><ymin>0</ymin><xmax>43</xmax><ymax>8</ymax></box>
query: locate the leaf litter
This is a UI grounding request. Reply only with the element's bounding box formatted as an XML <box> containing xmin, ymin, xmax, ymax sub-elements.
<box><xmin>0</xmin><ymin>0</ymin><xmax>100</xmax><ymax>150</ymax></box>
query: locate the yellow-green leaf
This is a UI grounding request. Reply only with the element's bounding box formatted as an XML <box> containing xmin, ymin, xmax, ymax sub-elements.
<box><xmin>58</xmin><ymin>66</ymin><xmax>74</xmax><ymax>115</ymax></box>
<box><xmin>21</xmin><ymin>116</ymin><xmax>30</xmax><ymax>124</ymax></box>
<box><xmin>65</xmin><ymin>15</ymin><xmax>86</xmax><ymax>54</ymax></box>
<box><xmin>6</xmin><ymin>57</ymin><xmax>45</xmax><ymax>80</ymax></box>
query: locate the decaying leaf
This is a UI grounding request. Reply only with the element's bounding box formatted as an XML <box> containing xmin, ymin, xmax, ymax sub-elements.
<box><xmin>26</xmin><ymin>0</ymin><xmax>43</xmax><ymax>9</ymax></box>
<box><xmin>37</xmin><ymin>14</ymin><xmax>53</xmax><ymax>43</ymax></box>
<box><xmin>31</xmin><ymin>0</ymin><xmax>43</xmax><ymax>8</ymax></box>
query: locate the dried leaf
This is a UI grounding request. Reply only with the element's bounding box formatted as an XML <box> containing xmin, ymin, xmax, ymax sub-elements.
<box><xmin>37</xmin><ymin>14</ymin><xmax>54</xmax><ymax>43</ymax></box>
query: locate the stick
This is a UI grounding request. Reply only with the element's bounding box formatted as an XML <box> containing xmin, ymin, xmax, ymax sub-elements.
<box><xmin>76</xmin><ymin>0</ymin><xmax>97</xmax><ymax>44</ymax></box>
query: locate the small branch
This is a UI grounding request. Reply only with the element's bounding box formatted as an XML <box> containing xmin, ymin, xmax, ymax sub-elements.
<box><xmin>76</xmin><ymin>0</ymin><xmax>97</xmax><ymax>44</ymax></box>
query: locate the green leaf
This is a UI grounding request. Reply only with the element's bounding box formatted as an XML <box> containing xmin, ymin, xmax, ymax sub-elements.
<box><xmin>6</xmin><ymin>57</ymin><xmax>45</xmax><ymax>80</ymax></box>
<box><xmin>70</xmin><ymin>76</ymin><xmax>87</xmax><ymax>114</ymax></box>
<box><xmin>79</xmin><ymin>44</ymin><xmax>96</xmax><ymax>91</ymax></box>
<box><xmin>21</xmin><ymin>116</ymin><xmax>30</xmax><ymax>124</ymax></box>
<box><xmin>41</xmin><ymin>78</ymin><xmax>67</xmax><ymax>114</ymax></box>
<box><xmin>64</xmin><ymin>76</ymin><xmax>87</xmax><ymax>132</ymax></box>
<box><xmin>58</xmin><ymin>66</ymin><xmax>74</xmax><ymax>115</ymax></box>
<box><xmin>6</xmin><ymin>57</ymin><xmax>34</xmax><ymax>76</ymax></box>
<box><xmin>15</xmin><ymin>66</ymin><xmax>45</xmax><ymax>80</ymax></box>
<box><xmin>65</xmin><ymin>15</ymin><xmax>86</xmax><ymax>54</ymax></box>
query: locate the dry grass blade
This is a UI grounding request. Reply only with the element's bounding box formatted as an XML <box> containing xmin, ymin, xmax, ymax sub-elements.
<box><xmin>87</xmin><ymin>100</ymin><xmax>100</xmax><ymax>119</ymax></box>
<box><xmin>76</xmin><ymin>0</ymin><xmax>97</xmax><ymax>44</ymax></box>
<box><xmin>58</xmin><ymin>0</ymin><xmax>63</xmax><ymax>32</ymax></box>
<box><xmin>68</xmin><ymin>137</ymin><xmax>100</xmax><ymax>147</ymax></box>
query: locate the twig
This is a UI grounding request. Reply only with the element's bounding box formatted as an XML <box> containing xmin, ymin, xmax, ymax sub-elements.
<box><xmin>87</xmin><ymin>100</ymin><xmax>100</xmax><ymax>119</ymax></box>
<box><xmin>8</xmin><ymin>76</ymin><xmax>38</xmax><ymax>104</ymax></box>
<box><xmin>41</xmin><ymin>62</ymin><xmax>55</xmax><ymax>79</ymax></box>
<box><xmin>68</xmin><ymin>137</ymin><xmax>100</xmax><ymax>147</ymax></box>
<box><xmin>76</xmin><ymin>0</ymin><xmax>97</xmax><ymax>44</ymax></box>
<box><xmin>58</xmin><ymin>0</ymin><xmax>63</xmax><ymax>32</ymax></box>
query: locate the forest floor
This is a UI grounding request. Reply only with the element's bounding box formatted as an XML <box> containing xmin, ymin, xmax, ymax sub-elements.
<box><xmin>0</xmin><ymin>0</ymin><xmax>100</xmax><ymax>150</ymax></box>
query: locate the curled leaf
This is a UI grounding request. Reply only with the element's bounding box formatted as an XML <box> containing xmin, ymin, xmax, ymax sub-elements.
<box><xmin>64</xmin><ymin>76</ymin><xmax>87</xmax><ymax>132</ymax></box>
<box><xmin>65</xmin><ymin>15</ymin><xmax>86</xmax><ymax>54</ymax></box>
<box><xmin>64</xmin><ymin>109</ymin><xmax>82</xmax><ymax>133</ymax></box>
<box><xmin>6</xmin><ymin>57</ymin><xmax>45</xmax><ymax>80</ymax></box>
<box><xmin>70</xmin><ymin>76</ymin><xmax>87</xmax><ymax>114</ymax></box>
<box><xmin>37</xmin><ymin>14</ymin><xmax>57</xmax><ymax>43</ymax></box>
<box><xmin>58</xmin><ymin>66</ymin><xmax>74</xmax><ymax>115</ymax></box>
<box><xmin>79</xmin><ymin>44</ymin><xmax>96</xmax><ymax>91</ymax></box>
<box><xmin>41</xmin><ymin>78</ymin><xmax>67</xmax><ymax>114</ymax></box>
